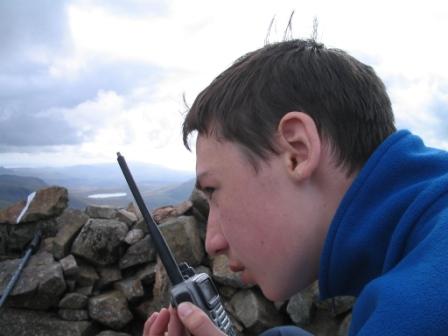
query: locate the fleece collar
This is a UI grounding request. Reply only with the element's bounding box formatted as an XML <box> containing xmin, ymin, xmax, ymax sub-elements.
<box><xmin>319</xmin><ymin>130</ymin><xmax>448</xmax><ymax>299</ymax></box>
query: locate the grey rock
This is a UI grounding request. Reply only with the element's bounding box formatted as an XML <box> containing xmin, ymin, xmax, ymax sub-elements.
<box><xmin>315</xmin><ymin>295</ymin><xmax>355</xmax><ymax>317</ymax></box>
<box><xmin>218</xmin><ymin>286</ymin><xmax>238</xmax><ymax>300</ymax></box>
<box><xmin>77</xmin><ymin>262</ymin><xmax>99</xmax><ymax>287</ymax></box>
<box><xmin>113</xmin><ymin>277</ymin><xmax>145</xmax><ymax>303</ymax></box>
<box><xmin>119</xmin><ymin>235</ymin><xmax>156</xmax><ymax>269</ymax></box>
<box><xmin>152</xmin><ymin>259</ymin><xmax>171</xmax><ymax>307</ymax></box>
<box><xmin>0</xmin><ymin>200</ymin><xmax>358</xmax><ymax>335</ymax></box>
<box><xmin>223</xmin><ymin>300</ymin><xmax>245</xmax><ymax>334</ymax></box>
<box><xmin>5</xmin><ymin>219</ymin><xmax>59</xmax><ymax>252</ymax></box>
<box><xmin>0</xmin><ymin>252</ymin><xmax>66</xmax><ymax>310</ymax></box>
<box><xmin>230</xmin><ymin>289</ymin><xmax>284</xmax><ymax>334</ymax></box>
<box><xmin>6</xmin><ymin>221</ymin><xmax>40</xmax><ymax>251</ymax></box>
<box><xmin>97</xmin><ymin>266</ymin><xmax>122</xmax><ymax>289</ymax></box>
<box><xmin>189</xmin><ymin>188</ymin><xmax>209</xmax><ymax>220</ymax></box>
<box><xmin>59</xmin><ymin>293</ymin><xmax>89</xmax><ymax>309</ymax></box>
<box><xmin>96</xmin><ymin>331</ymin><xmax>132</xmax><ymax>336</ymax></box>
<box><xmin>0</xmin><ymin>259</ymin><xmax>35</xmax><ymax>296</ymax></box>
<box><xmin>115</xmin><ymin>209</ymin><xmax>137</xmax><ymax>227</ymax></box>
<box><xmin>338</xmin><ymin>313</ymin><xmax>352</xmax><ymax>336</ymax></box>
<box><xmin>159</xmin><ymin>216</ymin><xmax>204</xmax><ymax>266</ymax></box>
<box><xmin>88</xmin><ymin>290</ymin><xmax>133</xmax><ymax>330</ymax></box>
<box><xmin>32</xmin><ymin>250</ymin><xmax>55</xmax><ymax>264</ymax></box>
<box><xmin>76</xmin><ymin>285</ymin><xmax>94</xmax><ymax>296</ymax></box>
<box><xmin>126</xmin><ymin>202</ymin><xmax>142</xmax><ymax>221</ymax></box>
<box><xmin>39</xmin><ymin>217</ymin><xmax>62</xmax><ymax>237</ymax></box>
<box><xmin>274</xmin><ymin>300</ymin><xmax>287</xmax><ymax>311</ymax></box>
<box><xmin>71</xmin><ymin>219</ymin><xmax>128</xmax><ymax>266</ymax></box>
<box><xmin>133</xmin><ymin>218</ymin><xmax>147</xmax><ymax>234</ymax></box>
<box><xmin>286</xmin><ymin>285</ymin><xmax>316</xmax><ymax>325</ymax></box>
<box><xmin>66</xmin><ymin>279</ymin><xmax>77</xmax><ymax>292</ymax></box>
<box><xmin>134</xmin><ymin>299</ymin><xmax>163</xmax><ymax>321</ymax></box>
<box><xmin>0</xmin><ymin>307</ymin><xmax>95</xmax><ymax>336</ymax></box>
<box><xmin>124</xmin><ymin>228</ymin><xmax>144</xmax><ymax>245</ymax></box>
<box><xmin>305</xmin><ymin>309</ymin><xmax>341</xmax><ymax>336</ymax></box>
<box><xmin>25</xmin><ymin>187</ymin><xmax>69</xmax><ymax>222</ymax></box>
<box><xmin>212</xmin><ymin>254</ymin><xmax>246</xmax><ymax>288</ymax></box>
<box><xmin>135</xmin><ymin>263</ymin><xmax>156</xmax><ymax>286</ymax></box>
<box><xmin>85</xmin><ymin>205</ymin><xmax>118</xmax><ymax>219</ymax></box>
<box><xmin>195</xmin><ymin>265</ymin><xmax>212</xmax><ymax>277</ymax></box>
<box><xmin>0</xmin><ymin>199</ymin><xmax>27</xmax><ymax>224</ymax></box>
<box><xmin>40</xmin><ymin>236</ymin><xmax>55</xmax><ymax>254</ymax></box>
<box><xmin>58</xmin><ymin>308</ymin><xmax>90</xmax><ymax>321</ymax></box>
<box><xmin>152</xmin><ymin>201</ymin><xmax>193</xmax><ymax>223</ymax></box>
<box><xmin>60</xmin><ymin>254</ymin><xmax>79</xmax><ymax>278</ymax></box>
<box><xmin>0</xmin><ymin>186</ymin><xmax>68</xmax><ymax>224</ymax></box>
<box><xmin>188</xmin><ymin>190</ymin><xmax>208</xmax><ymax>240</ymax></box>
<box><xmin>0</xmin><ymin>224</ymin><xmax>7</xmax><ymax>254</ymax></box>
<box><xmin>53</xmin><ymin>209</ymin><xmax>89</xmax><ymax>259</ymax></box>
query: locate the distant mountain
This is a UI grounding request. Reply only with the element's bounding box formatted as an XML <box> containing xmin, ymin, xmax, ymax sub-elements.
<box><xmin>0</xmin><ymin>174</ymin><xmax>47</xmax><ymax>208</ymax></box>
<box><xmin>10</xmin><ymin>162</ymin><xmax>194</xmax><ymax>189</ymax></box>
<box><xmin>71</xmin><ymin>179</ymin><xmax>196</xmax><ymax>210</ymax></box>
<box><xmin>143</xmin><ymin>178</ymin><xmax>196</xmax><ymax>209</ymax></box>
<box><xmin>0</xmin><ymin>167</ymin><xmax>11</xmax><ymax>174</ymax></box>
<box><xmin>0</xmin><ymin>164</ymin><xmax>195</xmax><ymax>211</ymax></box>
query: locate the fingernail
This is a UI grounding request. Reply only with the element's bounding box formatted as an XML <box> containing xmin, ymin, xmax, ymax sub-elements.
<box><xmin>177</xmin><ymin>302</ymin><xmax>193</xmax><ymax>319</ymax></box>
<box><xmin>147</xmin><ymin>312</ymin><xmax>158</xmax><ymax>326</ymax></box>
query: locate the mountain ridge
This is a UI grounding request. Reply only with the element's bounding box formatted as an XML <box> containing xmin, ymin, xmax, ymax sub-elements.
<box><xmin>0</xmin><ymin>174</ymin><xmax>48</xmax><ymax>209</ymax></box>
<box><xmin>0</xmin><ymin>164</ymin><xmax>195</xmax><ymax>210</ymax></box>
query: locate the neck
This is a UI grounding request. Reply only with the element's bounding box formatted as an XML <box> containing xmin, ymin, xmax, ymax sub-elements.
<box><xmin>316</xmin><ymin>147</ymin><xmax>359</xmax><ymax>239</ymax></box>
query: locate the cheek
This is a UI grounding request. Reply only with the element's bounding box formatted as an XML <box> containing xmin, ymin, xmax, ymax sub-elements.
<box><xmin>217</xmin><ymin>174</ymin><xmax>287</xmax><ymax>254</ymax></box>
<box><xmin>220</xmin><ymin>201</ymin><xmax>275</xmax><ymax>254</ymax></box>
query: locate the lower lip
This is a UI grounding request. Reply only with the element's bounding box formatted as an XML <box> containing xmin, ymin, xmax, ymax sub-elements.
<box><xmin>240</xmin><ymin>270</ymin><xmax>255</xmax><ymax>286</ymax></box>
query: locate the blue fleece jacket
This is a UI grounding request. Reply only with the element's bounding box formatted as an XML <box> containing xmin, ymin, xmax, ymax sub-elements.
<box><xmin>319</xmin><ymin>130</ymin><xmax>448</xmax><ymax>335</ymax></box>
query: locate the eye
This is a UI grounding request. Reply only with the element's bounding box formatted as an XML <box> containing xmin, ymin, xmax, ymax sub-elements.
<box><xmin>203</xmin><ymin>187</ymin><xmax>216</xmax><ymax>199</ymax></box>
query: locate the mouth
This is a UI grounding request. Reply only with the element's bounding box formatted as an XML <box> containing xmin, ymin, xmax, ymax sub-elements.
<box><xmin>228</xmin><ymin>260</ymin><xmax>245</xmax><ymax>273</ymax></box>
<box><xmin>228</xmin><ymin>260</ymin><xmax>255</xmax><ymax>286</ymax></box>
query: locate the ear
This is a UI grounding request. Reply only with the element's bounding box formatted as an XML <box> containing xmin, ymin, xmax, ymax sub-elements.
<box><xmin>277</xmin><ymin>112</ymin><xmax>321</xmax><ymax>181</ymax></box>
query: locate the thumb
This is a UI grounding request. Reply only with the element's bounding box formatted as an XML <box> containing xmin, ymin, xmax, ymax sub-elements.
<box><xmin>177</xmin><ymin>302</ymin><xmax>225</xmax><ymax>336</ymax></box>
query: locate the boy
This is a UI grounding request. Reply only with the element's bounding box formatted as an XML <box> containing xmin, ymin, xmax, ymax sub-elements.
<box><xmin>144</xmin><ymin>39</ymin><xmax>448</xmax><ymax>335</ymax></box>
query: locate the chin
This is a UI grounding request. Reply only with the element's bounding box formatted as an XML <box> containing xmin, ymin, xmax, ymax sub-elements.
<box><xmin>260</xmin><ymin>286</ymin><xmax>294</xmax><ymax>302</ymax></box>
<box><xmin>261</xmin><ymin>281</ymin><xmax>310</xmax><ymax>302</ymax></box>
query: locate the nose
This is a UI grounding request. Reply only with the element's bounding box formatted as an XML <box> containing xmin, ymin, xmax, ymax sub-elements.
<box><xmin>205</xmin><ymin>212</ymin><xmax>228</xmax><ymax>256</ymax></box>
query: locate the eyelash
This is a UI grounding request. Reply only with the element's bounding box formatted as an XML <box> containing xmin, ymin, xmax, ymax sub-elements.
<box><xmin>203</xmin><ymin>187</ymin><xmax>216</xmax><ymax>198</ymax></box>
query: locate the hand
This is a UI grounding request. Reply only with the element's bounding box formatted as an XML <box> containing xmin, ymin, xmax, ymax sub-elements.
<box><xmin>143</xmin><ymin>302</ymin><xmax>227</xmax><ymax>336</ymax></box>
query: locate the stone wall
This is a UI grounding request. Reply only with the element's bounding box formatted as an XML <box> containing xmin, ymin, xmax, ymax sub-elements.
<box><xmin>0</xmin><ymin>186</ymin><xmax>354</xmax><ymax>336</ymax></box>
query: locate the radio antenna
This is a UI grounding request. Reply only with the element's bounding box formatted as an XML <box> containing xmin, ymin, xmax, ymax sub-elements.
<box><xmin>117</xmin><ymin>152</ymin><xmax>184</xmax><ymax>285</ymax></box>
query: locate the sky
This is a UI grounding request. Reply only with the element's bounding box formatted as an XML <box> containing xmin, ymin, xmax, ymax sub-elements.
<box><xmin>0</xmin><ymin>0</ymin><xmax>447</xmax><ymax>171</ymax></box>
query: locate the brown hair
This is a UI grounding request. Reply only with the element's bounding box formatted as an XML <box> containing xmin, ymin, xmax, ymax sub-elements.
<box><xmin>183</xmin><ymin>39</ymin><xmax>395</xmax><ymax>174</ymax></box>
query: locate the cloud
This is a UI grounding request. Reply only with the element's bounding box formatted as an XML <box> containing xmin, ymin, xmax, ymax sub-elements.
<box><xmin>386</xmin><ymin>73</ymin><xmax>448</xmax><ymax>150</ymax></box>
<box><xmin>0</xmin><ymin>110</ymin><xmax>83</xmax><ymax>147</ymax></box>
<box><xmin>0</xmin><ymin>1</ymin><xmax>190</xmax><ymax>167</ymax></box>
<box><xmin>0</xmin><ymin>0</ymin><xmax>72</xmax><ymax>66</ymax></box>
<box><xmin>73</xmin><ymin>0</ymin><xmax>170</xmax><ymax>17</ymax></box>
<box><xmin>0</xmin><ymin>0</ymin><xmax>164</xmax><ymax>151</ymax></box>
<box><xmin>0</xmin><ymin>59</ymin><xmax>162</xmax><ymax>148</ymax></box>
<box><xmin>427</xmin><ymin>89</ymin><xmax>448</xmax><ymax>145</ymax></box>
<box><xmin>1</xmin><ymin>0</ymin><xmax>447</xmax><ymax>170</ymax></box>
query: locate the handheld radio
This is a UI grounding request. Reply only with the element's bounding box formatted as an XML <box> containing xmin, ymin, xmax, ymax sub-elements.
<box><xmin>117</xmin><ymin>153</ymin><xmax>236</xmax><ymax>336</ymax></box>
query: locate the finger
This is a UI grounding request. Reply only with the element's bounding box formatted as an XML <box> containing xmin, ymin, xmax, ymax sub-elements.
<box><xmin>149</xmin><ymin>308</ymin><xmax>171</xmax><ymax>336</ymax></box>
<box><xmin>168</xmin><ymin>306</ymin><xmax>189</xmax><ymax>336</ymax></box>
<box><xmin>177</xmin><ymin>302</ymin><xmax>225</xmax><ymax>336</ymax></box>
<box><xmin>143</xmin><ymin>312</ymin><xmax>159</xmax><ymax>336</ymax></box>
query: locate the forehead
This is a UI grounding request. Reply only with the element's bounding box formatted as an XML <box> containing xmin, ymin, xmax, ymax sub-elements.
<box><xmin>196</xmin><ymin>135</ymin><xmax>247</xmax><ymax>175</ymax></box>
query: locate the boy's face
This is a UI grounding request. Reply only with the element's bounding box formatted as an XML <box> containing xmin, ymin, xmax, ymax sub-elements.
<box><xmin>196</xmin><ymin>135</ymin><xmax>328</xmax><ymax>301</ymax></box>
